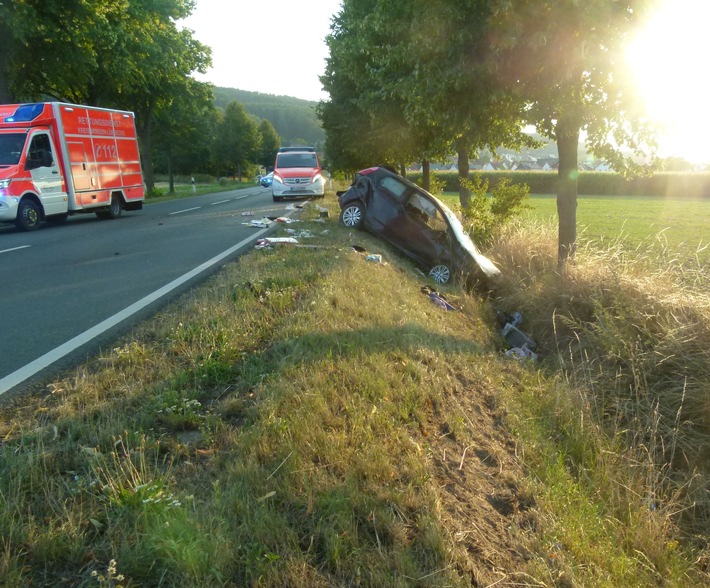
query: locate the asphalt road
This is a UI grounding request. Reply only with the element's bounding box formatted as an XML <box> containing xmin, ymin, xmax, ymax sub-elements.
<box><xmin>0</xmin><ymin>185</ymin><xmax>294</xmax><ymax>396</ymax></box>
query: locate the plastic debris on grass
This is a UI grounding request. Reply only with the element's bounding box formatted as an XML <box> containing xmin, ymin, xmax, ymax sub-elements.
<box><xmin>421</xmin><ymin>285</ymin><xmax>457</xmax><ymax>311</ymax></box>
<box><xmin>497</xmin><ymin>311</ymin><xmax>537</xmax><ymax>361</ymax></box>
<box><xmin>255</xmin><ymin>237</ymin><xmax>299</xmax><ymax>249</ymax></box>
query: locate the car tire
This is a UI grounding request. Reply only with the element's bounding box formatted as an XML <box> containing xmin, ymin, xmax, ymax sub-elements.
<box><xmin>340</xmin><ymin>201</ymin><xmax>364</xmax><ymax>228</ymax></box>
<box><xmin>15</xmin><ymin>199</ymin><xmax>42</xmax><ymax>231</ymax></box>
<box><xmin>272</xmin><ymin>195</ymin><xmax>283</xmax><ymax>202</ymax></box>
<box><xmin>429</xmin><ymin>264</ymin><xmax>451</xmax><ymax>284</ymax></box>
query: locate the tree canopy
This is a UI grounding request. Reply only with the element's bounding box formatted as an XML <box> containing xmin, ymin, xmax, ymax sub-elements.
<box><xmin>211</xmin><ymin>101</ymin><xmax>261</xmax><ymax>179</ymax></box>
<box><xmin>320</xmin><ymin>0</ymin><xmax>659</xmax><ymax>262</ymax></box>
<box><xmin>0</xmin><ymin>0</ymin><xmax>213</xmax><ymax>190</ymax></box>
<box><xmin>488</xmin><ymin>0</ymin><xmax>659</xmax><ymax>261</ymax></box>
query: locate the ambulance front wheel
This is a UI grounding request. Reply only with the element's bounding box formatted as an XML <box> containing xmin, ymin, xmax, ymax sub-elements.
<box><xmin>15</xmin><ymin>199</ymin><xmax>42</xmax><ymax>231</ymax></box>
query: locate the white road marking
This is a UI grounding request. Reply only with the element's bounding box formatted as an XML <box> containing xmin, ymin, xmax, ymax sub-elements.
<box><xmin>0</xmin><ymin>245</ymin><xmax>31</xmax><ymax>254</ymax></box>
<box><xmin>169</xmin><ymin>206</ymin><xmax>201</xmax><ymax>215</ymax></box>
<box><xmin>211</xmin><ymin>200</ymin><xmax>230</xmax><ymax>206</ymax></box>
<box><xmin>0</xmin><ymin>227</ymin><xmax>271</xmax><ymax>395</ymax></box>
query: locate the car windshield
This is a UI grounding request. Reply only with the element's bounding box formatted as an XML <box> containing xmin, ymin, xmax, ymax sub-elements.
<box><xmin>0</xmin><ymin>133</ymin><xmax>27</xmax><ymax>166</ymax></box>
<box><xmin>277</xmin><ymin>153</ymin><xmax>318</xmax><ymax>168</ymax></box>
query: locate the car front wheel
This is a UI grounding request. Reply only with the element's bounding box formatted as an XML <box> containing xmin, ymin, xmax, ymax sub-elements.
<box><xmin>429</xmin><ymin>264</ymin><xmax>451</xmax><ymax>284</ymax></box>
<box><xmin>15</xmin><ymin>199</ymin><xmax>42</xmax><ymax>231</ymax></box>
<box><xmin>340</xmin><ymin>201</ymin><xmax>364</xmax><ymax>228</ymax></box>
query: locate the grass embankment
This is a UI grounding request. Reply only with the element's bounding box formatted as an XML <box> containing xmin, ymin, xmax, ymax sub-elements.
<box><xmin>1</xmin><ymin>192</ymin><xmax>708</xmax><ymax>586</ymax></box>
<box><xmin>148</xmin><ymin>179</ymin><xmax>259</xmax><ymax>203</ymax></box>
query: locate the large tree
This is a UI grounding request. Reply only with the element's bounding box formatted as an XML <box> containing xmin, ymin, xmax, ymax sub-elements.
<box><xmin>319</xmin><ymin>0</ymin><xmax>531</xmax><ymax>196</ymax></box>
<box><xmin>0</xmin><ymin>0</ymin><xmax>212</xmax><ymax>190</ymax></box>
<box><xmin>257</xmin><ymin>119</ymin><xmax>281</xmax><ymax>170</ymax></box>
<box><xmin>211</xmin><ymin>101</ymin><xmax>261</xmax><ymax>180</ymax></box>
<box><xmin>489</xmin><ymin>0</ymin><xmax>658</xmax><ymax>262</ymax></box>
<box><xmin>151</xmin><ymin>78</ymin><xmax>217</xmax><ymax>192</ymax></box>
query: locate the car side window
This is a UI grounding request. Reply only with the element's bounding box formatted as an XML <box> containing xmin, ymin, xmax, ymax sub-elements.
<box><xmin>378</xmin><ymin>176</ymin><xmax>409</xmax><ymax>203</ymax></box>
<box><xmin>406</xmin><ymin>193</ymin><xmax>448</xmax><ymax>232</ymax></box>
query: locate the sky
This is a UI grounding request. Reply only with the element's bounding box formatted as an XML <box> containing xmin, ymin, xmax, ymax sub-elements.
<box><xmin>180</xmin><ymin>0</ymin><xmax>343</xmax><ymax>102</ymax></box>
<box><xmin>625</xmin><ymin>0</ymin><xmax>710</xmax><ymax>163</ymax></box>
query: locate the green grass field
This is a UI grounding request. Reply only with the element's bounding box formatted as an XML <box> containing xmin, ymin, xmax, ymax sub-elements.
<box><xmin>441</xmin><ymin>191</ymin><xmax>710</xmax><ymax>264</ymax></box>
<box><xmin>525</xmin><ymin>194</ymin><xmax>710</xmax><ymax>256</ymax></box>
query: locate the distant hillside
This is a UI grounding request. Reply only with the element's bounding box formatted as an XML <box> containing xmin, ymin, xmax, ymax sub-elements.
<box><xmin>213</xmin><ymin>87</ymin><xmax>325</xmax><ymax>149</ymax></box>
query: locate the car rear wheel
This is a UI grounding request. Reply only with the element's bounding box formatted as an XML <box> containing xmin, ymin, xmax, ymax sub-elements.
<box><xmin>340</xmin><ymin>201</ymin><xmax>364</xmax><ymax>228</ymax></box>
<box><xmin>429</xmin><ymin>264</ymin><xmax>451</xmax><ymax>284</ymax></box>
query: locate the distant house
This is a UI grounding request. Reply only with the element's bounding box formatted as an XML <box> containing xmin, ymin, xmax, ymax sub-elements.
<box><xmin>537</xmin><ymin>157</ymin><xmax>559</xmax><ymax>171</ymax></box>
<box><xmin>594</xmin><ymin>161</ymin><xmax>612</xmax><ymax>172</ymax></box>
<box><xmin>512</xmin><ymin>161</ymin><xmax>538</xmax><ymax>171</ymax></box>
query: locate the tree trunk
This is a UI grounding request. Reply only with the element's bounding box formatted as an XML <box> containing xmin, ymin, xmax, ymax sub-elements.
<box><xmin>138</xmin><ymin>116</ymin><xmax>155</xmax><ymax>193</ymax></box>
<box><xmin>422</xmin><ymin>160</ymin><xmax>430</xmax><ymax>191</ymax></box>
<box><xmin>457</xmin><ymin>144</ymin><xmax>471</xmax><ymax>208</ymax></box>
<box><xmin>399</xmin><ymin>163</ymin><xmax>406</xmax><ymax>178</ymax></box>
<box><xmin>556</xmin><ymin>117</ymin><xmax>580</xmax><ymax>264</ymax></box>
<box><xmin>167</xmin><ymin>152</ymin><xmax>174</xmax><ymax>194</ymax></box>
<box><xmin>0</xmin><ymin>24</ymin><xmax>12</xmax><ymax>103</ymax></box>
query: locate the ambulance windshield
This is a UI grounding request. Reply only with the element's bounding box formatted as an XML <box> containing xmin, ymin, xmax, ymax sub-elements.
<box><xmin>0</xmin><ymin>133</ymin><xmax>27</xmax><ymax>166</ymax></box>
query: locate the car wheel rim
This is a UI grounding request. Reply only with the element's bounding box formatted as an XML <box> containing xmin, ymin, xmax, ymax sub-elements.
<box><xmin>429</xmin><ymin>265</ymin><xmax>450</xmax><ymax>284</ymax></box>
<box><xmin>343</xmin><ymin>206</ymin><xmax>361</xmax><ymax>226</ymax></box>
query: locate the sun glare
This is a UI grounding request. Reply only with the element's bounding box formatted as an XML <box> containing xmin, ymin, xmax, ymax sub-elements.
<box><xmin>626</xmin><ymin>0</ymin><xmax>710</xmax><ymax>164</ymax></box>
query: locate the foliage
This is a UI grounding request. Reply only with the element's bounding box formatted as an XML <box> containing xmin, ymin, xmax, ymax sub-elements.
<box><xmin>213</xmin><ymin>87</ymin><xmax>325</xmax><ymax>148</ymax></box>
<box><xmin>151</xmin><ymin>78</ymin><xmax>217</xmax><ymax>186</ymax></box>
<box><xmin>487</xmin><ymin>0</ymin><xmax>660</xmax><ymax>261</ymax></box>
<box><xmin>320</xmin><ymin>0</ymin><xmax>535</xmax><ymax>192</ymax></box>
<box><xmin>459</xmin><ymin>174</ymin><xmax>530</xmax><ymax>246</ymax></box>
<box><xmin>211</xmin><ymin>101</ymin><xmax>261</xmax><ymax>178</ymax></box>
<box><xmin>257</xmin><ymin>119</ymin><xmax>280</xmax><ymax>169</ymax></box>
<box><xmin>0</xmin><ymin>0</ymin><xmax>213</xmax><ymax>191</ymax></box>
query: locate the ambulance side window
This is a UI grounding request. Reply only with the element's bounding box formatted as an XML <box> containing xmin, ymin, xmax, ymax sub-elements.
<box><xmin>26</xmin><ymin>133</ymin><xmax>54</xmax><ymax>170</ymax></box>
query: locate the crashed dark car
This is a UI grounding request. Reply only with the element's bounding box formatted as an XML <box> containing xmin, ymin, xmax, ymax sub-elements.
<box><xmin>338</xmin><ymin>166</ymin><xmax>500</xmax><ymax>285</ymax></box>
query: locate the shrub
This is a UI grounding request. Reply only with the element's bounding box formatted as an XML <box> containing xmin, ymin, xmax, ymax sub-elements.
<box><xmin>459</xmin><ymin>174</ymin><xmax>530</xmax><ymax>246</ymax></box>
<box><xmin>145</xmin><ymin>187</ymin><xmax>164</xmax><ymax>199</ymax></box>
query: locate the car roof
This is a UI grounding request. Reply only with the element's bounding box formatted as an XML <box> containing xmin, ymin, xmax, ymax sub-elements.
<box><xmin>278</xmin><ymin>146</ymin><xmax>315</xmax><ymax>153</ymax></box>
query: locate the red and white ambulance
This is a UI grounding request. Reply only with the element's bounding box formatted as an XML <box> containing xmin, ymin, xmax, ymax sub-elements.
<box><xmin>0</xmin><ymin>102</ymin><xmax>145</xmax><ymax>231</ymax></box>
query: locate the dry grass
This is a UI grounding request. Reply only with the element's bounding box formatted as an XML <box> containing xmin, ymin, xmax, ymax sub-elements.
<box><xmin>489</xmin><ymin>218</ymin><xmax>710</xmax><ymax>583</ymax></box>
<box><xmin>0</xmin><ymin>197</ymin><xmax>708</xmax><ymax>586</ymax></box>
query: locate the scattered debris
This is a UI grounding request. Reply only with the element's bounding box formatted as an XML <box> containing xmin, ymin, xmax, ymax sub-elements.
<box><xmin>254</xmin><ymin>237</ymin><xmax>299</xmax><ymax>249</ymax></box>
<box><xmin>505</xmin><ymin>346</ymin><xmax>538</xmax><ymax>361</ymax></box>
<box><xmin>285</xmin><ymin>229</ymin><xmax>314</xmax><ymax>239</ymax></box>
<box><xmin>244</xmin><ymin>218</ymin><xmax>273</xmax><ymax>228</ymax></box>
<box><xmin>241</xmin><ymin>211</ymin><xmax>254</xmax><ymax>216</ymax></box>
<box><xmin>365</xmin><ymin>254</ymin><xmax>382</xmax><ymax>263</ymax></box>
<box><xmin>421</xmin><ymin>285</ymin><xmax>457</xmax><ymax>311</ymax></box>
<box><xmin>497</xmin><ymin>310</ymin><xmax>537</xmax><ymax>361</ymax></box>
<box><xmin>352</xmin><ymin>245</ymin><xmax>366</xmax><ymax>253</ymax></box>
